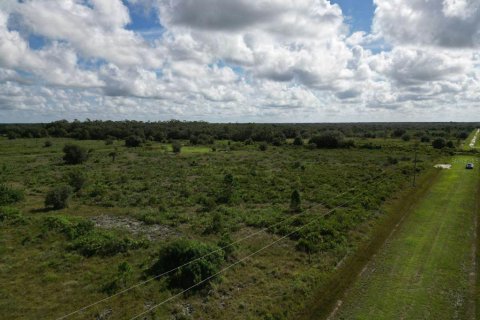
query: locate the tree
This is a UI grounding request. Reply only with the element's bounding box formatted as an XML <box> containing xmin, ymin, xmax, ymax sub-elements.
<box><xmin>45</xmin><ymin>185</ymin><xmax>73</xmax><ymax>210</ymax></box>
<box><xmin>148</xmin><ymin>239</ymin><xmax>224</xmax><ymax>290</ymax></box>
<box><xmin>172</xmin><ymin>141</ymin><xmax>182</xmax><ymax>153</ymax></box>
<box><xmin>125</xmin><ymin>135</ymin><xmax>142</xmax><ymax>148</ymax></box>
<box><xmin>309</xmin><ymin>131</ymin><xmax>345</xmax><ymax>149</ymax></box>
<box><xmin>432</xmin><ymin>138</ymin><xmax>446</xmax><ymax>149</ymax></box>
<box><xmin>0</xmin><ymin>184</ymin><xmax>24</xmax><ymax>206</ymax></box>
<box><xmin>66</xmin><ymin>170</ymin><xmax>87</xmax><ymax>192</ymax></box>
<box><xmin>446</xmin><ymin>140</ymin><xmax>455</xmax><ymax>148</ymax></box>
<box><xmin>109</xmin><ymin>150</ymin><xmax>117</xmax><ymax>163</ymax></box>
<box><xmin>63</xmin><ymin>144</ymin><xmax>88</xmax><ymax>165</ymax></box>
<box><xmin>401</xmin><ymin>134</ymin><xmax>411</xmax><ymax>141</ymax></box>
<box><xmin>290</xmin><ymin>189</ymin><xmax>301</xmax><ymax>212</ymax></box>
<box><xmin>293</xmin><ymin>136</ymin><xmax>304</xmax><ymax>146</ymax></box>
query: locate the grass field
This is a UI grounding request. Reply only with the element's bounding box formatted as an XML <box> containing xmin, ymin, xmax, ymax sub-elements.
<box><xmin>0</xmin><ymin>129</ymin><xmax>465</xmax><ymax>320</ymax></box>
<box><xmin>331</xmin><ymin>155</ymin><xmax>479</xmax><ymax>320</ymax></box>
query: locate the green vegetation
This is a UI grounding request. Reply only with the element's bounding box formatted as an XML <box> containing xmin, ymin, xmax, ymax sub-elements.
<box><xmin>0</xmin><ymin>121</ymin><xmax>476</xmax><ymax>319</ymax></box>
<box><xmin>149</xmin><ymin>239</ymin><xmax>224</xmax><ymax>290</ymax></box>
<box><xmin>332</xmin><ymin>156</ymin><xmax>479</xmax><ymax>320</ymax></box>
<box><xmin>0</xmin><ymin>184</ymin><xmax>24</xmax><ymax>206</ymax></box>
<box><xmin>62</xmin><ymin>143</ymin><xmax>88</xmax><ymax>164</ymax></box>
<box><xmin>44</xmin><ymin>185</ymin><xmax>73</xmax><ymax>210</ymax></box>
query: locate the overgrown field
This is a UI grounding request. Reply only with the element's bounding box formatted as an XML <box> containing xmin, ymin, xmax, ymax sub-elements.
<box><xmin>0</xmin><ymin>124</ymin><xmax>471</xmax><ymax>320</ymax></box>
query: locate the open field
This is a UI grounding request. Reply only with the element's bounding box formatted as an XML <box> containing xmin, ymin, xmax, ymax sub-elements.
<box><xmin>331</xmin><ymin>155</ymin><xmax>479</xmax><ymax>320</ymax></box>
<box><xmin>0</xmin><ymin>123</ymin><xmax>476</xmax><ymax>320</ymax></box>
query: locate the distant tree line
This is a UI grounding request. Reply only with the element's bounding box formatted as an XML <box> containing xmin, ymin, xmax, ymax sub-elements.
<box><xmin>0</xmin><ymin>120</ymin><xmax>477</xmax><ymax>146</ymax></box>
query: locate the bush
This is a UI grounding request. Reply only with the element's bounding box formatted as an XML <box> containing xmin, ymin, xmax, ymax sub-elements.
<box><xmin>259</xmin><ymin>142</ymin><xmax>268</xmax><ymax>151</ymax></box>
<box><xmin>420</xmin><ymin>136</ymin><xmax>430</xmax><ymax>143</ymax></box>
<box><xmin>69</xmin><ymin>231</ymin><xmax>146</xmax><ymax>257</ymax></box>
<box><xmin>290</xmin><ymin>189</ymin><xmax>301</xmax><ymax>212</ymax></box>
<box><xmin>293</xmin><ymin>136</ymin><xmax>304</xmax><ymax>146</ymax></box>
<box><xmin>44</xmin><ymin>140</ymin><xmax>52</xmax><ymax>147</ymax></box>
<box><xmin>446</xmin><ymin>140</ymin><xmax>455</xmax><ymax>148</ymax></box>
<box><xmin>0</xmin><ymin>184</ymin><xmax>24</xmax><ymax>205</ymax></box>
<box><xmin>43</xmin><ymin>215</ymin><xmax>94</xmax><ymax>240</ymax></box>
<box><xmin>0</xmin><ymin>206</ymin><xmax>26</xmax><ymax>225</ymax></box>
<box><xmin>125</xmin><ymin>135</ymin><xmax>143</xmax><ymax>148</ymax></box>
<box><xmin>309</xmin><ymin>131</ymin><xmax>345</xmax><ymax>149</ymax></box>
<box><xmin>401</xmin><ymin>134</ymin><xmax>411</xmax><ymax>141</ymax></box>
<box><xmin>148</xmin><ymin>239</ymin><xmax>224</xmax><ymax>290</ymax></box>
<box><xmin>45</xmin><ymin>185</ymin><xmax>73</xmax><ymax>210</ymax></box>
<box><xmin>432</xmin><ymin>138</ymin><xmax>446</xmax><ymax>149</ymax></box>
<box><xmin>172</xmin><ymin>141</ymin><xmax>182</xmax><ymax>153</ymax></box>
<box><xmin>66</xmin><ymin>170</ymin><xmax>87</xmax><ymax>192</ymax></box>
<box><xmin>63</xmin><ymin>144</ymin><xmax>88</xmax><ymax>165</ymax></box>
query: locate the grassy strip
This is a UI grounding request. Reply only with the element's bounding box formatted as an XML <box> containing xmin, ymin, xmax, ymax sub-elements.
<box><xmin>297</xmin><ymin>166</ymin><xmax>441</xmax><ymax>320</ymax></box>
<box><xmin>476</xmin><ymin>164</ymin><xmax>480</xmax><ymax>318</ymax></box>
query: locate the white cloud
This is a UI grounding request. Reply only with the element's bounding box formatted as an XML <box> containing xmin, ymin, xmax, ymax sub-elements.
<box><xmin>0</xmin><ymin>0</ymin><xmax>479</xmax><ymax>122</ymax></box>
<box><xmin>373</xmin><ymin>0</ymin><xmax>480</xmax><ymax>48</ymax></box>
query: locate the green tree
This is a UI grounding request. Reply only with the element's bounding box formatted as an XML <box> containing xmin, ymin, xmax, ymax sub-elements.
<box><xmin>432</xmin><ymin>138</ymin><xmax>446</xmax><ymax>149</ymax></box>
<box><xmin>148</xmin><ymin>239</ymin><xmax>224</xmax><ymax>290</ymax></box>
<box><xmin>45</xmin><ymin>185</ymin><xmax>73</xmax><ymax>210</ymax></box>
<box><xmin>172</xmin><ymin>141</ymin><xmax>182</xmax><ymax>153</ymax></box>
<box><xmin>290</xmin><ymin>189</ymin><xmax>301</xmax><ymax>212</ymax></box>
<box><xmin>63</xmin><ymin>144</ymin><xmax>88</xmax><ymax>165</ymax></box>
<box><xmin>125</xmin><ymin>135</ymin><xmax>143</xmax><ymax>148</ymax></box>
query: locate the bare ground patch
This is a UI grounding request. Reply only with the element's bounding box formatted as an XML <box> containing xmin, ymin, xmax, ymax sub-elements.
<box><xmin>90</xmin><ymin>215</ymin><xmax>180</xmax><ymax>241</ymax></box>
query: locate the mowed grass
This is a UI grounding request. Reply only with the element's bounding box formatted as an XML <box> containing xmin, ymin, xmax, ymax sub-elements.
<box><xmin>333</xmin><ymin>155</ymin><xmax>479</xmax><ymax>320</ymax></box>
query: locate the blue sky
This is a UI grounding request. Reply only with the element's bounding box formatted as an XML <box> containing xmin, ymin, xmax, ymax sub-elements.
<box><xmin>1</xmin><ymin>0</ymin><xmax>479</xmax><ymax>123</ymax></box>
<box><xmin>331</xmin><ymin>0</ymin><xmax>374</xmax><ymax>32</ymax></box>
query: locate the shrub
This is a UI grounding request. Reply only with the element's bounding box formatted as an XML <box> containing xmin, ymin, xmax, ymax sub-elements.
<box><xmin>218</xmin><ymin>233</ymin><xmax>236</xmax><ymax>260</ymax></box>
<box><xmin>401</xmin><ymin>134</ymin><xmax>411</xmax><ymax>141</ymax></box>
<box><xmin>446</xmin><ymin>140</ymin><xmax>455</xmax><ymax>148</ymax></box>
<box><xmin>148</xmin><ymin>239</ymin><xmax>224</xmax><ymax>290</ymax></box>
<box><xmin>125</xmin><ymin>135</ymin><xmax>143</xmax><ymax>148</ymax></box>
<box><xmin>457</xmin><ymin>131</ymin><xmax>469</xmax><ymax>139</ymax></box>
<box><xmin>204</xmin><ymin>211</ymin><xmax>224</xmax><ymax>234</ymax></box>
<box><xmin>172</xmin><ymin>141</ymin><xmax>182</xmax><ymax>153</ymax></box>
<box><xmin>420</xmin><ymin>136</ymin><xmax>430</xmax><ymax>143</ymax></box>
<box><xmin>43</xmin><ymin>215</ymin><xmax>94</xmax><ymax>240</ymax></box>
<box><xmin>259</xmin><ymin>142</ymin><xmax>268</xmax><ymax>151</ymax></box>
<box><xmin>0</xmin><ymin>206</ymin><xmax>26</xmax><ymax>225</ymax></box>
<box><xmin>290</xmin><ymin>189</ymin><xmax>302</xmax><ymax>212</ymax></box>
<box><xmin>432</xmin><ymin>138</ymin><xmax>446</xmax><ymax>149</ymax></box>
<box><xmin>45</xmin><ymin>185</ymin><xmax>73</xmax><ymax>210</ymax></box>
<box><xmin>44</xmin><ymin>140</ymin><xmax>52</xmax><ymax>147</ymax></box>
<box><xmin>63</xmin><ymin>144</ymin><xmax>88</xmax><ymax>165</ymax></box>
<box><xmin>0</xmin><ymin>184</ymin><xmax>24</xmax><ymax>205</ymax></box>
<box><xmin>293</xmin><ymin>136</ymin><xmax>304</xmax><ymax>146</ymax></box>
<box><xmin>105</xmin><ymin>136</ymin><xmax>115</xmax><ymax>145</ymax></box>
<box><xmin>309</xmin><ymin>131</ymin><xmax>345</xmax><ymax>149</ymax></box>
<box><xmin>69</xmin><ymin>231</ymin><xmax>146</xmax><ymax>257</ymax></box>
<box><xmin>66</xmin><ymin>170</ymin><xmax>87</xmax><ymax>192</ymax></box>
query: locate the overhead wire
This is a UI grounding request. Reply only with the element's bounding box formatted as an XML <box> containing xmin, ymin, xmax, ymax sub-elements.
<box><xmin>56</xmin><ymin>170</ymin><xmax>390</xmax><ymax>320</ymax></box>
<box><xmin>128</xmin><ymin>172</ymin><xmax>391</xmax><ymax>320</ymax></box>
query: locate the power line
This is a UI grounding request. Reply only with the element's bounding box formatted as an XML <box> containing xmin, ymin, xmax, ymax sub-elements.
<box><xmin>56</xmin><ymin>171</ymin><xmax>388</xmax><ymax>320</ymax></box>
<box><xmin>128</xmin><ymin>174</ymin><xmax>389</xmax><ymax>320</ymax></box>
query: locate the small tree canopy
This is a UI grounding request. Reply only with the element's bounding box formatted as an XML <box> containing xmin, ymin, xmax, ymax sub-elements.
<box><xmin>63</xmin><ymin>144</ymin><xmax>88</xmax><ymax>165</ymax></box>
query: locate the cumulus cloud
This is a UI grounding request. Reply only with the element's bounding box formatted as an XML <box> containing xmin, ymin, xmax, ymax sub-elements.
<box><xmin>0</xmin><ymin>0</ymin><xmax>479</xmax><ymax>122</ymax></box>
<box><xmin>373</xmin><ymin>0</ymin><xmax>480</xmax><ymax>48</ymax></box>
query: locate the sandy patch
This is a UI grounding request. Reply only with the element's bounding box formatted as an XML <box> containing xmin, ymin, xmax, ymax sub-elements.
<box><xmin>90</xmin><ymin>215</ymin><xmax>179</xmax><ymax>241</ymax></box>
<box><xmin>434</xmin><ymin>164</ymin><xmax>452</xmax><ymax>169</ymax></box>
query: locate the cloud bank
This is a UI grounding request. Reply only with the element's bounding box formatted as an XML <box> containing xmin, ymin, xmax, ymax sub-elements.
<box><xmin>0</xmin><ymin>0</ymin><xmax>479</xmax><ymax>122</ymax></box>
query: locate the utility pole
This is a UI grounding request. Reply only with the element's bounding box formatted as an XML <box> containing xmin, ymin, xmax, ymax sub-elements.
<box><xmin>412</xmin><ymin>144</ymin><xmax>418</xmax><ymax>187</ymax></box>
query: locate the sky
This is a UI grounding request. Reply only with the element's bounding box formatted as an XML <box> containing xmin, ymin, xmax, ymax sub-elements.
<box><xmin>0</xmin><ymin>0</ymin><xmax>480</xmax><ymax>123</ymax></box>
